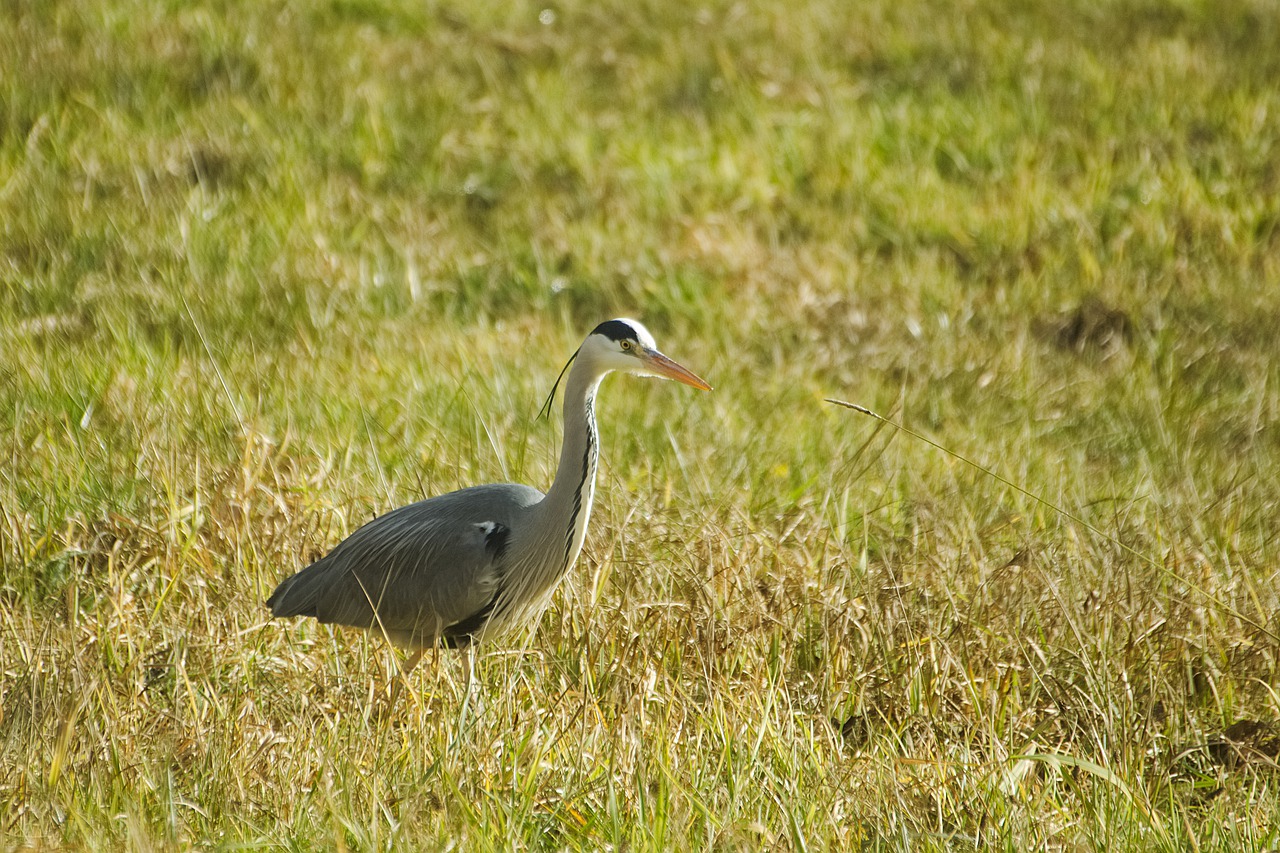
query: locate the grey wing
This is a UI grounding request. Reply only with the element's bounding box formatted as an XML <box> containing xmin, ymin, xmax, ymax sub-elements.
<box><xmin>268</xmin><ymin>504</ymin><xmax>512</xmax><ymax>646</ymax></box>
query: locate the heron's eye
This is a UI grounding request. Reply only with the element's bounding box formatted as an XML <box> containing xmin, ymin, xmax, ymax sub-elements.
<box><xmin>620</xmin><ymin>340</ymin><xmax>632</xmax><ymax>351</ymax></box>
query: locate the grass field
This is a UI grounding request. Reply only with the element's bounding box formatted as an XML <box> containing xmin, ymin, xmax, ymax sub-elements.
<box><xmin>4</xmin><ymin>0</ymin><xmax>1280</xmax><ymax>848</ymax></box>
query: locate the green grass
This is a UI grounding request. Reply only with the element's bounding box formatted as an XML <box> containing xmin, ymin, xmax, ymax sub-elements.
<box><xmin>3</xmin><ymin>0</ymin><xmax>1280</xmax><ymax>848</ymax></box>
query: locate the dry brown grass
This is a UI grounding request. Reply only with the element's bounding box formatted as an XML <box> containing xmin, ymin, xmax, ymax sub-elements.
<box><xmin>5</xmin><ymin>0</ymin><xmax>1280</xmax><ymax>848</ymax></box>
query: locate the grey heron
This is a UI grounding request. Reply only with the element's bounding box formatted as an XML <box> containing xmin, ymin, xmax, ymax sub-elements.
<box><xmin>266</xmin><ymin>318</ymin><xmax>710</xmax><ymax>708</ymax></box>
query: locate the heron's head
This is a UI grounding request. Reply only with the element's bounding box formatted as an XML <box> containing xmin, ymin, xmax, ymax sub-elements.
<box><xmin>539</xmin><ymin>318</ymin><xmax>710</xmax><ymax>419</ymax></box>
<box><xmin>584</xmin><ymin>318</ymin><xmax>712</xmax><ymax>390</ymax></box>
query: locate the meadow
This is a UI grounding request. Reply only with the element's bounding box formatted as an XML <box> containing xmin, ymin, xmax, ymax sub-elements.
<box><xmin>3</xmin><ymin>0</ymin><xmax>1280</xmax><ymax>848</ymax></box>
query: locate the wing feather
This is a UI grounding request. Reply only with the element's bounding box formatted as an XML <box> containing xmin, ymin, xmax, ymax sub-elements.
<box><xmin>267</xmin><ymin>483</ymin><xmax>540</xmax><ymax>647</ymax></box>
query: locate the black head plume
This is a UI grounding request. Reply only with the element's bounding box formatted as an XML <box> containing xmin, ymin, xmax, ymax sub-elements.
<box><xmin>537</xmin><ymin>346</ymin><xmax>579</xmax><ymax>421</ymax></box>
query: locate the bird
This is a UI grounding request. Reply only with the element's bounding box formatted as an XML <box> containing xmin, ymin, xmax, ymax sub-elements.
<box><xmin>266</xmin><ymin>318</ymin><xmax>711</xmax><ymax>710</ymax></box>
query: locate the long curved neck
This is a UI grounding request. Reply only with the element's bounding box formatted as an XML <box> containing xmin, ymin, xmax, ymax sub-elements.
<box><xmin>539</xmin><ymin>355</ymin><xmax>604</xmax><ymax>573</ymax></box>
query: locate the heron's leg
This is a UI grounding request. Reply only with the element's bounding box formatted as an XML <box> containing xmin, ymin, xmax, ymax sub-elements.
<box><xmin>457</xmin><ymin>644</ymin><xmax>474</xmax><ymax>719</ymax></box>
<box><xmin>378</xmin><ymin>648</ymin><xmax>426</xmax><ymax>716</ymax></box>
<box><xmin>402</xmin><ymin>648</ymin><xmax>426</xmax><ymax>678</ymax></box>
<box><xmin>455</xmin><ymin>644</ymin><xmax>481</xmax><ymax>738</ymax></box>
<box><xmin>466</xmin><ymin>646</ymin><xmax>486</xmax><ymax>716</ymax></box>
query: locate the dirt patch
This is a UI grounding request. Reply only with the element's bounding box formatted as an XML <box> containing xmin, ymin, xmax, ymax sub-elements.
<box><xmin>1040</xmin><ymin>296</ymin><xmax>1136</xmax><ymax>357</ymax></box>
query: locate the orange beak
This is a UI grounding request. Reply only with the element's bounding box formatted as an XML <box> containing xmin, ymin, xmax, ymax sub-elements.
<box><xmin>641</xmin><ymin>349</ymin><xmax>712</xmax><ymax>391</ymax></box>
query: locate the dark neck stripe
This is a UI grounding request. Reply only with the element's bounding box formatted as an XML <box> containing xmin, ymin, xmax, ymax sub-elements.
<box><xmin>563</xmin><ymin>395</ymin><xmax>597</xmax><ymax>566</ymax></box>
